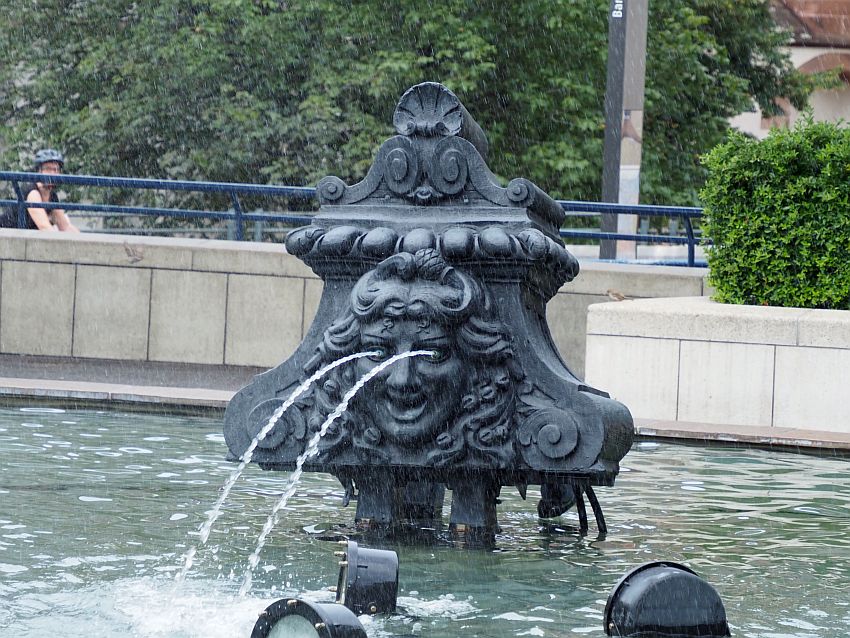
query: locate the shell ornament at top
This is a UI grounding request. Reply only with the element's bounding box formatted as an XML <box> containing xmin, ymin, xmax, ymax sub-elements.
<box><xmin>392</xmin><ymin>82</ymin><xmax>464</xmax><ymax>137</ymax></box>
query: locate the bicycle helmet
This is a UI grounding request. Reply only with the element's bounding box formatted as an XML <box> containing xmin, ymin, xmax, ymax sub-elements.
<box><xmin>34</xmin><ymin>148</ymin><xmax>65</xmax><ymax>170</ymax></box>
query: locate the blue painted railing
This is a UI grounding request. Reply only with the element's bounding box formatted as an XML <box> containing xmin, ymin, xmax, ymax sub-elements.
<box><xmin>1</xmin><ymin>171</ymin><xmax>706</xmax><ymax>266</ymax></box>
<box><xmin>557</xmin><ymin>200</ymin><xmax>705</xmax><ymax>267</ymax></box>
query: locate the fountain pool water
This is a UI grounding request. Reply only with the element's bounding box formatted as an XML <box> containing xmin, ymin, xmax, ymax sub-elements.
<box><xmin>2</xmin><ymin>405</ymin><xmax>849</xmax><ymax>637</ymax></box>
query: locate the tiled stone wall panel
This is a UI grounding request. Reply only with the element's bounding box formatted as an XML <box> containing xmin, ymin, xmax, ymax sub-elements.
<box><xmin>0</xmin><ymin>261</ymin><xmax>75</xmax><ymax>356</ymax></box>
<box><xmin>225</xmin><ymin>274</ymin><xmax>304</xmax><ymax>367</ymax></box>
<box><xmin>774</xmin><ymin>346</ymin><xmax>850</xmax><ymax>432</ymax></box>
<box><xmin>302</xmin><ymin>278</ymin><xmax>324</xmax><ymax>338</ymax></box>
<box><xmin>678</xmin><ymin>340</ymin><xmax>775</xmax><ymax>427</ymax></box>
<box><xmin>149</xmin><ymin>270</ymin><xmax>227</xmax><ymax>364</ymax></box>
<box><xmin>548</xmin><ymin>292</ymin><xmax>608</xmax><ymax>377</ymax></box>
<box><xmin>73</xmin><ymin>265</ymin><xmax>151</xmax><ymax>360</ymax></box>
<box><xmin>585</xmin><ymin>334</ymin><xmax>680</xmax><ymax>421</ymax></box>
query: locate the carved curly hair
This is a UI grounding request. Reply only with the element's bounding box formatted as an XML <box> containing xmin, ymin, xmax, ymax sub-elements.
<box><xmin>303</xmin><ymin>249</ymin><xmax>521</xmax><ymax>467</ymax></box>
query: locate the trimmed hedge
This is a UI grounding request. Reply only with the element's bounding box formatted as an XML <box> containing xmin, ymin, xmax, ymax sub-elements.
<box><xmin>700</xmin><ymin>119</ymin><xmax>850</xmax><ymax>309</ymax></box>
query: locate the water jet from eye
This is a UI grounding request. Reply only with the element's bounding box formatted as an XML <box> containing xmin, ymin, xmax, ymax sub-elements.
<box><xmin>238</xmin><ymin>350</ymin><xmax>433</xmax><ymax>597</ymax></box>
<box><xmin>176</xmin><ymin>351</ymin><xmax>381</xmax><ymax>582</ymax></box>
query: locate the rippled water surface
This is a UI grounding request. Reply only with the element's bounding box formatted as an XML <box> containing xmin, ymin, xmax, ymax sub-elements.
<box><xmin>1</xmin><ymin>406</ymin><xmax>849</xmax><ymax>637</ymax></box>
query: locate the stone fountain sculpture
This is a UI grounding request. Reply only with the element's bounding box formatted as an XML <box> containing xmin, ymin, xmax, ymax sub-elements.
<box><xmin>224</xmin><ymin>82</ymin><xmax>633</xmax><ymax>541</ymax></box>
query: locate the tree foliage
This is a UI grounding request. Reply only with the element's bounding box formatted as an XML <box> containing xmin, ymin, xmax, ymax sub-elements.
<box><xmin>0</xmin><ymin>0</ymin><xmax>817</xmax><ymax>207</ymax></box>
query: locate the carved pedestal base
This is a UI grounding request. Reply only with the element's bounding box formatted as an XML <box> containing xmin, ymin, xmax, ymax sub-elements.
<box><xmin>448</xmin><ymin>474</ymin><xmax>500</xmax><ymax>542</ymax></box>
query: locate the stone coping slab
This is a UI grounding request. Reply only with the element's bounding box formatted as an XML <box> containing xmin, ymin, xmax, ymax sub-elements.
<box><xmin>0</xmin><ymin>353</ymin><xmax>263</xmax><ymax>390</ymax></box>
<box><xmin>635</xmin><ymin>418</ymin><xmax>850</xmax><ymax>452</ymax></box>
<box><xmin>0</xmin><ymin>228</ymin><xmax>317</xmax><ymax>278</ymax></box>
<box><xmin>2</xmin><ymin>376</ymin><xmax>848</xmax><ymax>452</ymax></box>
<box><xmin>4</xmin><ymin>229</ymin><xmax>711</xmax><ymax>288</ymax></box>
<box><xmin>0</xmin><ymin>376</ymin><xmax>232</xmax><ymax>409</ymax></box>
<box><xmin>588</xmin><ymin>296</ymin><xmax>850</xmax><ymax>348</ymax></box>
<box><xmin>560</xmin><ymin>261</ymin><xmax>710</xmax><ymax>297</ymax></box>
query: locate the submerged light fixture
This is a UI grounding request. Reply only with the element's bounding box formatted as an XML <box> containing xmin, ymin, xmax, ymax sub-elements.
<box><xmin>334</xmin><ymin>540</ymin><xmax>399</xmax><ymax>615</ymax></box>
<box><xmin>251</xmin><ymin>597</ymin><xmax>367</xmax><ymax>638</ymax></box>
<box><xmin>251</xmin><ymin>541</ymin><xmax>399</xmax><ymax>637</ymax></box>
<box><xmin>604</xmin><ymin>561</ymin><xmax>731</xmax><ymax>637</ymax></box>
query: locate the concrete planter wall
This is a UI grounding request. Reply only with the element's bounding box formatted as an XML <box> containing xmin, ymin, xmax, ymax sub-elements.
<box><xmin>0</xmin><ymin>230</ymin><xmax>709</xmax><ymax>374</ymax></box>
<box><xmin>585</xmin><ymin>296</ymin><xmax>850</xmax><ymax>433</ymax></box>
<box><xmin>548</xmin><ymin>261</ymin><xmax>710</xmax><ymax>375</ymax></box>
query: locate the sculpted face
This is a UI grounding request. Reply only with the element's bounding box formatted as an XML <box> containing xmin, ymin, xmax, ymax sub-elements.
<box><xmin>355</xmin><ymin>314</ymin><xmax>464</xmax><ymax>447</ymax></box>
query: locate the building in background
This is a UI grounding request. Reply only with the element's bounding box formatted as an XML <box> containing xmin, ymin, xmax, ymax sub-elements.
<box><xmin>730</xmin><ymin>0</ymin><xmax>849</xmax><ymax>138</ymax></box>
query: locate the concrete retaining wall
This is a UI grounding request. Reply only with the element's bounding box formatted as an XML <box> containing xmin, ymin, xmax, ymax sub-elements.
<box><xmin>0</xmin><ymin>230</ymin><xmax>322</xmax><ymax>369</ymax></box>
<box><xmin>0</xmin><ymin>230</ymin><xmax>709</xmax><ymax>375</ymax></box>
<box><xmin>585</xmin><ymin>296</ymin><xmax>850</xmax><ymax>433</ymax></box>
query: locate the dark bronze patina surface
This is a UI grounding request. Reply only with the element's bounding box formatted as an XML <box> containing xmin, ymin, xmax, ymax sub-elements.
<box><xmin>224</xmin><ymin>83</ymin><xmax>633</xmax><ymax>541</ymax></box>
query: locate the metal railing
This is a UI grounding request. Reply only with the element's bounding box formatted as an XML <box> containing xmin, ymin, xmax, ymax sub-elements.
<box><xmin>1</xmin><ymin>171</ymin><xmax>707</xmax><ymax>266</ymax></box>
<box><xmin>558</xmin><ymin>200</ymin><xmax>705</xmax><ymax>266</ymax></box>
<box><xmin>0</xmin><ymin>172</ymin><xmax>317</xmax><ymax>240</ymax></box>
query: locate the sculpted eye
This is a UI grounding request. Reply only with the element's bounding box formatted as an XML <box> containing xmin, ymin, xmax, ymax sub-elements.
<box><xmin>428</xmin><ymin>348</ymin><xmax>449</xmax><ymax>363</ymax></box>
<box><xmin>368</xmin><ymin>346</ymin><xmax>391</xmax><ymax>362</ymax></box>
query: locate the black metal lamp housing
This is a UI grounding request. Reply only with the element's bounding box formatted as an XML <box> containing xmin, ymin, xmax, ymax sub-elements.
<box><xmin>251</xmin><ymin>598</ymin><xmax>367</xmax><ymax>638</ymax></box>
<box><xmin>335</xmin><ymin>540</ymin><xmax>399</xmax><ymax>615</ymax></box>
<box><xmin>604</xmin><ymin>561</ymin><xmax>732</xmax><ymax>637</ymax></box>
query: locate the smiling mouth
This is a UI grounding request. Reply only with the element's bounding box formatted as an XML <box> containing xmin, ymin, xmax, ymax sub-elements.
<box><xmin>386</xmin><ymin>400</ymin><xmax>427</xmax><ymax>422</ymax></box>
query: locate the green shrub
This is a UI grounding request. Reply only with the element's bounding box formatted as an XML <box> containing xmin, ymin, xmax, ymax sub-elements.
<box><xmin>700</xmin><ymin>118</ymin><xmax>850</xmax><ymax>309</ymax></box>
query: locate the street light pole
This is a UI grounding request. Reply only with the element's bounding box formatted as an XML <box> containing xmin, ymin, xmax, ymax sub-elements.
<box><xmin>600</xmin><ymin>0</ymin><xmax>649</xmax><ymax>260</ymax></box>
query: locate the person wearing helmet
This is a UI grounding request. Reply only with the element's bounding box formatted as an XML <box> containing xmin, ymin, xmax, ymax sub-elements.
<box><xmin>24</xmin><ymin>149</ymin><xmax>79</xmax><ymax>232</ymax></box>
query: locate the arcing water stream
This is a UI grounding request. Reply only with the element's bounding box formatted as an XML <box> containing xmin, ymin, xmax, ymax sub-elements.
<box><xmin>238</xmin><ymin>350</ymin><xmax>434</xmax><ymax>597</ymax></box>
<box><xmin>175</xmin><ymin>351</ymin><xmax>379</xmax><ymax>582</ymax></box>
